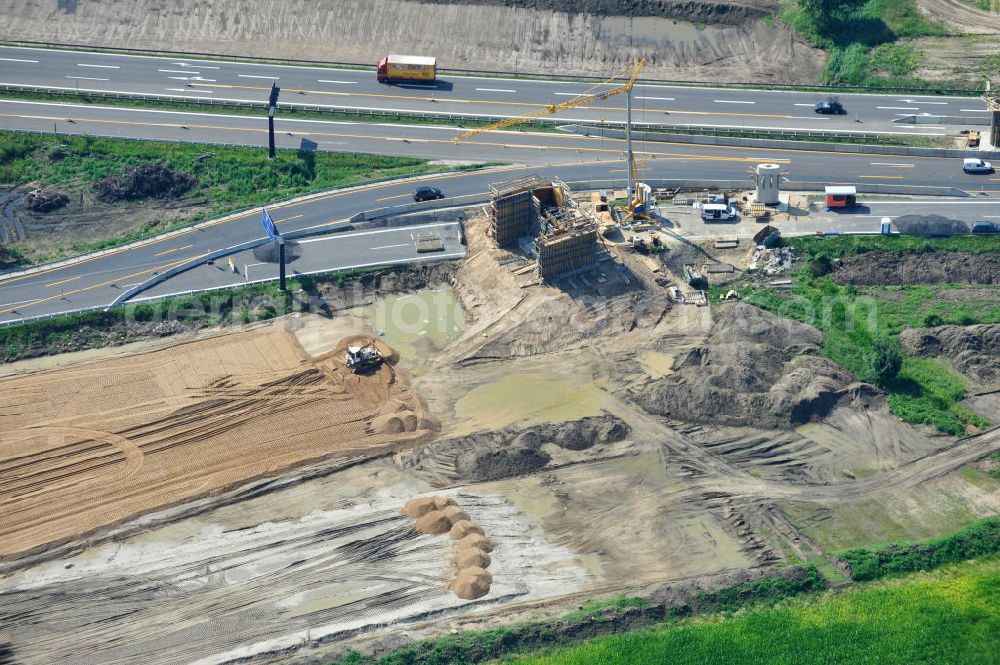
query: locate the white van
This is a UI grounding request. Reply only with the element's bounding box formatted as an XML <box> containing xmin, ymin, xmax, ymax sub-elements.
<box><xmin>963</xmin><ymin>158</ymin><xmax>993</xmax><ymax>174</ymax></box>
<box><xmin>700</xmin><ymin>203</ymin><xmax>739</xmax><ymax>222</ymax></box>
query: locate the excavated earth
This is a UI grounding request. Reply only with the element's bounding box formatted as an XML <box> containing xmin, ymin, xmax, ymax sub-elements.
<box><xmin>638</xmin><ymin>302</ymin><xmax>880</xmax><ymax>429</ymax></box>
<box><xmin>831</xmin><ymin>251</ymin><xmax>1000</xmax><ymax>286</ymax></box>
<box><xmin>899</xmin><ymin>323</ymin><xmax>1000</xmax><ymax>386</ymax></box>
<box><xmin>2</xmin><ymin>212</ymin><xmax>1000</xmax><ymax>665</ymax></box>
<box><xmin>0</xmin><ymin>0</ymin><xmax>825</xmax><ymax>82</ymax></box>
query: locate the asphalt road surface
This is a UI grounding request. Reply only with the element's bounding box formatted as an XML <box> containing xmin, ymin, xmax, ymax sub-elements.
<box><xmin>3</xmin><ymin>99</ymin><xmax>999</xmax><ymax>191</ymax></box>
<box><xmin>0</xmin><ymin>45</ymin><xmax>991</xmax><ymax>136</ymax></box>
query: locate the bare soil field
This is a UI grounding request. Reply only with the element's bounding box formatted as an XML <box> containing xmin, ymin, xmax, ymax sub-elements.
<box><xmin>0</xmin><ymin>323</ymin><xmax>436</xmax><ymax>560</ymax></box>
<box><xmin>832</xmin><ymin>251</ymin><xmax>1000</xmax><ymax>286</ymax></box>
<box><xmin>2</xmin><ymin>211</ymin><xmax>999</xmax><ymax>664</ymax></box>
<box><xmin>918</xmin><ymin>0</ymin><xmax>1000</xmax><ymax>34</ymax></box>
<box><xmin>0</xmin><ymin>0</ymin><xmax>825</xmax><ymax>83</ymax></box>
<box><xmin>900</xmin><ymin>323</ymin><xmax>1000</xmax><ymax>386</ymax></box>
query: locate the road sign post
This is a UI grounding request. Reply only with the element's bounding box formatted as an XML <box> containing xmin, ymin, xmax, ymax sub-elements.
<box><xmin>267</xmin><ymin>82</ymin><xmax>280</xmax><ymax>160</ymax></box>
<box><xmin>262</xmin><ymin>207</ymin><xmax>286</xmax><ymax>291</ymax></box>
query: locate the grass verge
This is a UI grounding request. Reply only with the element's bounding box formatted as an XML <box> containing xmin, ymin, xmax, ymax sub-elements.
<box><xmin>839</xmin><ymin>515</ymin><xmax>1000</xmax><ymax>581</ymax></box>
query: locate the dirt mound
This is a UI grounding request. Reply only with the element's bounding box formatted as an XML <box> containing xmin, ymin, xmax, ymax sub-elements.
<box><xmin>452</xmin><ymin>547</ymin><xmax>491</xmax><ymax>568</ymax></box>
<box><xmin>458</xmin><ymin>534</ymin><xmax>497</xmax><ymax>552</ymax></box>
<box><xmin>893</xmin><ymin>215</ymin><xmax>970</xmax><ymax>237</ymax></box>
<box><xmin>414</xmin><ymin>0</ymin><xmax>775</xmax><ymax>25</ymax></box>
<box><xmin>450</xmin><ymin>520</ymin><xmax>485</xmax><ymax>540</ymax></box>
<box><xmin>399</xmin><ymin>414</ymin><xmax>631</xmax><ymax>482</ymax></box>
<box><xmin>832</xmin><ymin>251</ymin><xmax>999</xmax><ymax>286</ymax></box>
<box><xmin>92</xmin><ymin>163</ymin><xmax>196</xmax><ymax>203</ymax></box>
<box><xmin>401</xmin><ymin>497</ymin><xmax>438</xmax><ymax>518</ymax></box>
<box><xmin>24</xmin><ymin>190</ymin><xmax>69</xmax><ymax>213</ymax></box>
<box><xmin>639</xmin><ymin>303</ymin><xmax>875</xmax><ymax>427</ymax></box>
<box><xmin>448</xmin><ymin>566</ymin><xmax>493</xmax><ymax>600</ymax></box>
<box><xmin>414</xmin><ymin>510</ymin><xmax>453</xmax><ymax>534</ymax></box>
<box><xmin>899</xmin><ymin>324</ymin><xmax>1000</xmax><ymax>386</ymax></box>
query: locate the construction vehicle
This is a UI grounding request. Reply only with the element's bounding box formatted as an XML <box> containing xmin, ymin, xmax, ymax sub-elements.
<box><xmin>453</xmin><ymin>60</ymin><xmax>653</xmax><ymax>223</ymax></box>
<box><xmin>345</xmin><ymin>343</ymin><xmax>383</xmax><ymax>371</ymax></box>
<box><xmin>377</xmin><ymin>55</ymin><xmax>437</xmax><ymax>83</ymax></box>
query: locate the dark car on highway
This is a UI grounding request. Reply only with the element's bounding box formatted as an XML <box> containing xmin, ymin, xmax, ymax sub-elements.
<box><xmin>815</xmin><ymin>97</ymin><xmax>846</xmax><ymax>115</ymax></box>
<box><xmin>413</xmin><ymin>186</ymin><xmax>445</xmax><ymax>202</ymax></box>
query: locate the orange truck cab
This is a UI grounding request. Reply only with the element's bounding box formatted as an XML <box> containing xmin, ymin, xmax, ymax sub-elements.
<box><xmin>377</xmin><ymin>55</ymin><xmax>437</xmax><ymax>84</ymax></box>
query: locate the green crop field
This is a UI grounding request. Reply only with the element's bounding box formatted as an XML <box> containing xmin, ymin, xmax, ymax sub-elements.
<box><xmin>496</xmin><ymin>557</ymin><xmax>1000</xmax><ymax>665</ymax></box>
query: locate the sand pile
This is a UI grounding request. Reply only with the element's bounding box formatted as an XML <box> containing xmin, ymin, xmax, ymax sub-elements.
<box><xmin>639</xmin><ymin>303</ymin><xmax>876</xmax><ymax>427</ymax></box>
<box><xmin>401</xmin><ymin>495</ymin><xmax>497</xmax><ymax>599</ymax></box>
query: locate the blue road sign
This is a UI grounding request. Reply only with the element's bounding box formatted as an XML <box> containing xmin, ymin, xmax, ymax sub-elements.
<box><xmin>262</xmin><ymin>207</ymin><xmax>277</xmax><ymax>240</ymax></box>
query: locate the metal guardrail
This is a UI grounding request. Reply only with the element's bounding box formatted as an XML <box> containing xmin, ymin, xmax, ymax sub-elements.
<box><xmin>2</xmin><ymin>39</ymin><xmax>985</xmax><ymax>96</ymax></box>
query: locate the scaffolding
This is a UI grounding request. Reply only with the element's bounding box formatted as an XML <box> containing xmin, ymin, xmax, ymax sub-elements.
<box><xmin>537</xmin><ymin>229</ymin><xmax>599</xmax><ymax>280</ymax></box>
<box><xmin>489</xmin><ymin>175</ymin><xmax>546</xmax><ymax>248</ymax></box>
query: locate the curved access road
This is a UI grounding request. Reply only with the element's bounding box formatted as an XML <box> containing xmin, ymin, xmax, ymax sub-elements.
<box><xmin>0</xmin><ymin>45</ymin><xmax>990</xmax><ymax>136</ymax></box>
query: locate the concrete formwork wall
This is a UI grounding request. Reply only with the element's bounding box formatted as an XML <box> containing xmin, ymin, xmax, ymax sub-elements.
<box><xmin>491</xmin><ymin>189</ymin><xmax>538</xmax><ymax>248</ymax></box>
<box><xmin>537</xmin><ymin>230</ymin><xmax>598</xmax><ymax>280</ymax></box>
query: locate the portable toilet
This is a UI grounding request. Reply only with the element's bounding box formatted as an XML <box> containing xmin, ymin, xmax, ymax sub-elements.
<box><xmin>825</xmin><ymin>185</ymin><xmax>857</xmax><ymax>209</ymax></box>
<box><xmin>880</xmin><ymin>217</ymin><xmax>891</xmax><ymax>235</ymax></box>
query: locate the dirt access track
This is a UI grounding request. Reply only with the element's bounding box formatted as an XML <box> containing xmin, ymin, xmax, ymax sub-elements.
<box><xmin>0</xmin><ymin>323</ymin><xmax>435</xmax><ymax>560</ymax></box>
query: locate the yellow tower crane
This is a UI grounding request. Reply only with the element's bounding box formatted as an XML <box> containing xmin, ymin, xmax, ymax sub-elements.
<box><xmin>452</xmin><ymin>60</ymin><xmax>652</xmax><ymax>221</ymax></box>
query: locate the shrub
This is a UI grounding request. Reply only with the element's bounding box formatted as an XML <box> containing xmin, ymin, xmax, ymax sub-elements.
<box><xmin>873</xmin><ymin>339</ymin><xmax>903</xmax><ymax>385</ymax></box>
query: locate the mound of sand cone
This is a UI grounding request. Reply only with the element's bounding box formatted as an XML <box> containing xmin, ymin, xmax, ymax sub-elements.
<box><xmin>433</xmin><ymin>496</ymin><xmax>457</xmax><ymax>510</ymax></box>
<box><xmin>449</xmin><ymin>566</ymin><xmax>493</xmax><ymax>600</ymax></box>
<box><xmin>458</xmin><ymin>533</ymin><xmax>496</xmax><ymax>553</ymax></box>
<box><xmin>449</xmin><ymin>520</ymin><xmax>485</xmax><ymax>540</ymax></box>
<box><xmin>452</xmin><ymin>547</ymin><xmax>491</xmax><ymax>569</ymax></box>
<box><xmin>442</xmin><ymin>505</ymin><xmax>471</xmax><ymax>523</ymax></box>
<box><xmin>414</xmin><ymin>509</ymin><xmax>453</xmax><ymax>534</ymax></box>
<box><xmin>373</xmin><ymin>413</ymin><xmax>404</xmax><ymax>434</ymax></box>
<box><xmin>401</xmin><ymin>497</ymin><xmax>438</xmax><ymax>518</ymax></box>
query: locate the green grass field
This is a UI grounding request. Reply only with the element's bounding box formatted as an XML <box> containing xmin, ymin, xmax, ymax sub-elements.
<box><xmin>496</xmin><ymin>557</ymin><xmax>1000</xmax><ymax>665</ymax></box>
<box><xmin>0</xmin><ymin>131</ymin><xmax>484</xmax><ymax>265</ymax></box>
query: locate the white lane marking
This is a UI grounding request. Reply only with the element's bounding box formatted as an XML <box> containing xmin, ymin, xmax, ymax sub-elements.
<box><xmin>476</xmin><ymin>87</ymin><xmax>517</xmax><ymax>93</ymax></box>
<box><xmin>318</xmin><ymin>79</ymin><xmax>357</xmax><ymax>84</ymax></box>
<box><xmin>0</xmin><ymin>298</ymin><xmax>37</xmax><ymax>309</ymax></box>
<box><xmin>65</xmin><ymin>76</ymin><xmax>109</xmax><ymax>81</ymax></box>
<box><xmin>877</xmin><ymin>106</ymin><xmax>919</xmax><ymax>110</ymax></box>
<box><xmin>370</xmin><ymin>243</ymin><xmax>412</xmax><ymax>250</ymax></box>
<box><xmin>713</xmin><ymin>100</ymin><xmax>755</xmax><ymax>104</ymax></box>
<box><xmin>636</xmin><ymin>96</ymin><xmax>674</xmax><ymax>101</ymax></box>
<box><xmin>298</xmin><ymin>222</ymin><xmax>457</xmax><ymax>244</ymax></box>
<box><xmin>0</xmin><ymin>57</ymin><xmax>38</xmax><ymax>63</ymax></box>
<box><xmin>159</xmin><ymin>69</ymin><xmax>199</xmax><ymax>74</ymax></box>
<box><xmin>793</xmin><ymin>103</ymin><xmax>815</xmax><ymax>107</ymax></box>
<box><xmin>238</xmin><ymin>74</ymin><xmax>278</xmax><ymax>80</ymax></box>
<box><xmin>899</xmin><ymin>99</ymin><xmax>947</xmax><ymax>105</ymax></box>
<box><xmin>870</xmin><ymin>162</ymin><xmax>914</xmax><ymax>167</ymax></box>
<box><xmin>960</xmin><ymin>109</ymin><xmax>988</xmax><ymax>113</ymax></box>
<box><xmin>165</xmin><ymin>88</ymin><xmax>213</xmax><ymax>93</ymax></box>
<box><xmin>554</xmin><ymin>92</ymin><xmax>584</xmax><ymax>96</ymax></box>
<box><xmin>77</xmin><ymin>63</ymin><xmax>120</xmax><ymax>69</ymax></box>
<box><xmin>173</xmin><ymin>62</ymin><xmax>220</xmax><ymax>69</ymax></box>
<box><xmin>167</xmin><ymin>76</ymin><xmax>216</xmax><ymax>82</ymax></box>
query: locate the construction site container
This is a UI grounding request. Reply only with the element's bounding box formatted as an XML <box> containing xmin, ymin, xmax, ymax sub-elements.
<box><xmin>825</xmin><ymin>185</ymin><xmax>857</xmax><ymax>209</ymax></box>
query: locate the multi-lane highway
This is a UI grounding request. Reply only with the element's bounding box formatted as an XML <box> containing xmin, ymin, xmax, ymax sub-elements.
<box><xmin>0</xmin><ymin>46</ymin><xmax>998</xmax><ymax>327</ymax></box>
<box><xmin>0</xmin><ymin>45</ymin><xmax>991</xmax><ymax>136</ymax></box>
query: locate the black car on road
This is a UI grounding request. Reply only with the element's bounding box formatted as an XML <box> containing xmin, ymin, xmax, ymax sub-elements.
<box><xmin>815</xmin><ymin>97</ymin><xmax>846</xmax><ymax>115</ymax></box>
<box><xmin>413</xmin><ymin>186</ymin><xmax>445</xmax><ymax>202</ymax></box>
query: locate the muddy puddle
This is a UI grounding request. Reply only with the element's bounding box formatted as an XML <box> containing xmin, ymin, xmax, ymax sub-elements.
<box><xmin>454</xmin><ymin>373</ymin><xmax>608</xmax><ymax>433</ymax></box>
